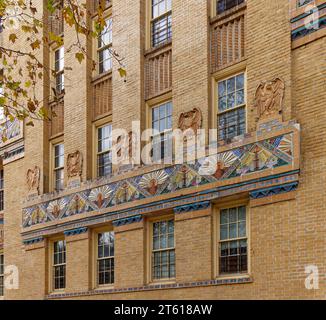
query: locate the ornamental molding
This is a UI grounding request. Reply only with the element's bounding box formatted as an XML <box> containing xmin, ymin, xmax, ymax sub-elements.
<box><xmin>23</xmin><ymin>237</ymin><xmax>44</xmax><ymax>246</ymax></box>
<box><xmin>174</xmin><ymin>201</ymin><xmax>211</xmax><ymax>214</ymax></box>
<box><xmin>249</xmin><ymin>181</ymin><xmax>299</xmax><ymax>199</ymax></box>
<box><xmin>64</xmin><ymin>227</ymin><xmax>88</xmax><ymax>237</ymax></box>
<box><xmin>26</xmin><ymin>166</ymin><xmax>41</xmax><ymax>196</ymax></box>
<box><xmin>21</xmin><ymin>171</ymin><xmax>300</xmax><ymax>241</ymax></box>
<box><xmin>112</xmin><ymin>215</ymin><xmax>143</xmax><ymax>227</ymax></box>
<box><xmin>254</xmin><ymin>78</ymin><xmax>285</xmax><ymax>121</ymax></box>
<box><xmin>67</xmin><ymin>150</ymin><xmax>83</xmax><ymax>178</ymax></box>
<box><xmin>22</xmin><ymin>121</ymin><xmax>300</xmax><ymax>230</ymax></box>
<box><xmin>178</xmin><ymin>108</ymin><xmax>203</xmax><ymax>135</ymax></box>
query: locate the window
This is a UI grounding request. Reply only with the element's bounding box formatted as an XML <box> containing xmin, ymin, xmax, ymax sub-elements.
<box><xmin>297</xmin><ymin>0</ymin><xmax>313</xmax><ymax>7</ymax></box>
<box><xmin>151</xmin><ymin>219</ymin><xmax>175</xmax><ymax>281</ymax></box>
<box><xmin>0</xmin><ymin>170</ymin><xmax>3</xmax><ymax>211</ymax></box>
<box><xmin>219</xmin><ymin>206</ymin><xmax>248</xmax><ymax>275</ymax></box>
<box><xmin>54</xmin><ymin>47</ymin><xmax>64</xmax><ymax>94</ymax></box>
<box><xmin>97</xmin><ymin>232</ymin><xmax>114</xmax><ymax>286</ymax></box>
<box><xmin>151</xmin><ymin>101</ymin><xmax>173</xmax><ymax>162</ymax></box>
<box><xmin>151</xmin><ymin>0</ymin><xmax>172</xmax><ymax>47</ymax></box>
<box><xmin>97</xmin><ymin>17</ymin><xmax>112</xmax><ymax>74</ymax></box>
<box><xmin>0</xmin><ymin>254</ymin><xmax>3</xmax><ymax>296</ymax></box>
<box><xmin>216</xmin><ymin>0</ymin><xmax>245</xmax><ymax>14</ymax></box>
<box><xmin>97</xmin><ymin>124</ymin><xmax>112</xmax><ymax>177</ymax></box>
<box><xmin>53</xmin><ymin>143</ymin><xmax>64</xmax><ymax>191</ymax></box>
<box><xmin>217</xmin><ymin>72</ymin><xmax>246</xmax><ymax>141</ymax></box>
<box><xmin>53</xmin><ymin>240</ymin><xmax>66</xmax><ymax>291</ymax></box>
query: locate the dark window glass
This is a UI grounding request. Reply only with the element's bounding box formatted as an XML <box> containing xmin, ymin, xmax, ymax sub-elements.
<box><xmin>97</xmin><ymin>124</ymin><xmax>112</xmax><ymax>177</ymax></box>
<box><xmin>98</xmin><ymin>17</ymin><xmax>112</xmax><ymax>74</ymax></box>
<box><xmin>152</xmin><ymin>102</ymin><xmax>172</xmax><ymax>162</ymax></box>
<box><xmin>219</xmin><ymin>206</ymin><xmax>248</xmax><ymax>275</ymax></box>
<box><xmin>152</xmin><ymin>220</ymin><xmax>175</xmax><ymax>280</ymax></box>
<box><xmin>217</xmin><ymin>73</ymin><xmax>246</xmax><ymax>141</ymax></box>
<box><xmin>97</xmin><ymin>232</ymin><xmax>115</xmax><ymax>286</ymax></box>
<box><xmin>151</xmin><ymin>0</ymin><xmax>172</xmax><ymax>47</ymax></box>
<box><xmin>54</xmin><ymin>47</ymin><xmax>64</xmax><ymax>93</ymax></box>
<box><xmin>53</xmin><ymin>240</ymin><xmax>66</xmax><ymax>290</ymax></box>
<box><xmin>54</xmin><ymin>144</ymin><xmax>64</xmax><ymax>191</ymax></box>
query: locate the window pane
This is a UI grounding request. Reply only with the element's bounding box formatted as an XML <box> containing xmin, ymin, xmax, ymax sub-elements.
<box><xmin>152</xmin><ymin>13</ymin><xmax>172</xmax><ymax>47</ymax></box>
<box><xmin>152</xmin><ymin>220</ymin><xmax>175</xmax><ymax>280</ymax></box>
<box><xmin>218</xmin><ymin>107</ymin><xmax>246</xmax><ymax>141</ymax></box>
<box><xmin>218</xmin><ymin>206</ymin><xmax>248</xmax><ymax>275</ymax></box>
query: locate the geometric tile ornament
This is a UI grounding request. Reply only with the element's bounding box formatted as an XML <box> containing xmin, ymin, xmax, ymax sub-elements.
<box><xmin>22</xmin><ymin>133</ymin><xmax>295</xmax><ymax>228</ymax></box>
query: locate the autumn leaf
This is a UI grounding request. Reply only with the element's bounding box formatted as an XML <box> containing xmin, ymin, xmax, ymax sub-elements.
<box><xmin>75</xmin><ymin>52</ymin><xmax>85</xmax><ymax>64</ymax></box>
<box><xmin>9</xmin><ymin>33</ymin><xmax>18</xmax><ymax>43</ymax></box>
<box><xmin>118</xmin><ymin>68</ymin><xmax>127</xmax><ymax>78</ymax></box>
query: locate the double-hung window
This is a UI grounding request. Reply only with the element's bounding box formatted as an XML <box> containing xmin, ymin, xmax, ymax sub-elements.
<box><xmin>53</xmin><ymin>240</ymin><xmax>66</xmax><ymax>291</ymax></box>
<box><xmin>152</xmin><ymin>219</ymin><xmax>175</xmax><ymax>281</ymax></box>
<box><xmin>97</xmin><ymin>232</ymin><xmax>114</xmax><ymax>286</ymax></box>
<box><xmin>97</xmin><ymin>124</ymin><xmax>112</xmax><ymax>177</ymax></box>
<box><xmin>151</xmin><ymin>0</ymin><xmax>172</xmax><ymax>47</ymax></box>
<box><xmin>53</xmin><ymin>143</ymin><xmax>64</xmax><ymax>191</ymax></box>
<box><xmin>219</xmin><ymin>206</ymin><xmax>248</xmax><ymax>275</ymax></box>
<box><xmin>97</xmin><ymin>17</ymin><xmax>113</xmax><ymax>74</ymax></box>
<box><xmin>217</xmin><ymin>72</ymin><xmax>246</xmax><ymax>141</ymax></box>
<box><xmin>54</xmin><ymin>47</ymin><xmax>64</xmax><ymax>94</ymax></box>
<box><xmin>151</xmin><ymin>101</ymin><xmax>172</xmax><ymax>162</ymax></box>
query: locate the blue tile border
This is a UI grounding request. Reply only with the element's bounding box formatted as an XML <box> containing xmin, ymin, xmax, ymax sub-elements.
<box><xmin>64</xmin><ymin>227</ymin><xmax>88</xmax><ymax>237</ymax></box>
<box><xmin>23</xmin><ymin>237</ymin><xmax>44</xmax><ymax>246</ymax></box>
<box><xmin>250</xmin><ymin>182</ymin><xmax>299</xmax><ymax>199</ymax></box>
<box><xmin>21</xmin><ymin>171</ymin><xmax>300</xmax><ymax>243</ymax></box>
<box><xmin>174</xmin><ymin>201</ymin><xmax>211</xmax><ymax>214</ymax></box>
<box><xmin>112</xmin><ymin>215</ymin><xmax>143</xmax><ymax>227</ymax></box>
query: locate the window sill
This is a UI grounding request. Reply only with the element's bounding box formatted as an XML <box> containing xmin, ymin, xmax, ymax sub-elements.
<box><xmin>149</xmin><ymin>279</ymin><xmax>176</xmax><ymax>287</ymax></box>
<box><xmin>91</xmin><ymin>70</ymin><xmax>112</xmax><ymax>84</ymax></box>
<box><xmin>144</xmin><ymin>40</ymin><xmax>172</xmax><ymax>57</ymax></box>
<box><xmin>94</xmin><ymin>284</ymin><xmax>114</xmax><ymax>291</ymax></box>
<box><xmin>48</xmin><ymin>289</ymin><xmax>66</xmax><ymax>296</ymax></box>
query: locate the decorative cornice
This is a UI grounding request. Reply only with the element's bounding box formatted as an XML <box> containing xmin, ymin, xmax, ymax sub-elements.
<box><xmin>21</xmin><ymin>171</ymin><xmax>300</xmax><ymax>240</ymax></box>
<box><xmin>112</xmin><ymin>215</ymin><xmax>143</xmax><ymax>227</ymax></box>
<box><xmin>23</xmin><ymin>237</ymin><xmax>44</xmax><ymax>246</ymax></box>
<box><xmin>174</xmin><ymin>201</ymin><xmax>211</xmax><ymax>214</ymax></box>
<box><xmin>64</xmin><ymin>227</ymin><xmax>88</xmax><ymax>237</ymax></box>
<box><xmin>249</xmin><ymin>182</ymin><xmax>299</xmax><ymax>200</ymax></box>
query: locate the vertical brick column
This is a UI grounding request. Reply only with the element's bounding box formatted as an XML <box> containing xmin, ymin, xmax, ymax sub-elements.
<box><xmin>246</xmin><ymin>0</ymin><xmax>292</xmax><ymax>131</ymax></box>
<box><xmin>65</xmin><ymin>228</ymin><xmax>91</xmax><ymax>293</ymax></box>
<box><xmin>114</xmin><ymin>217</ymin><xmax>145</xmax><ymax>288</ymax></box>
<box><xmin>22</xmin><ymin>239</ymin><xmax>48</xmax><ymax>299</ymax></box>
<box><xmin>172</xmin><ymin>0</ymin><xmax>210</xmax><ymax>136</ymax></box>
<box><xmin>112</xmin><ymin>0</ymin><xmax>146</xmax><ymax>132</ymax></box>
<box><xmin>63</xmin><ymin>15</ymin><xmax>90</xmax><ymax>183</ymax></box>
<box><xmin>174</xmin><ymin>202</ymin><xmax>212</xmax><ymax>283</ymax></box>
